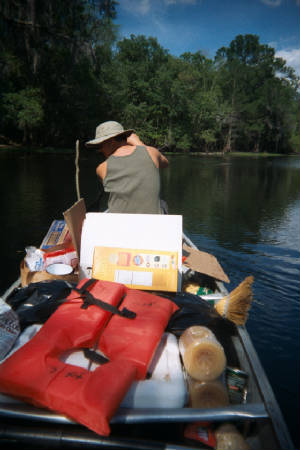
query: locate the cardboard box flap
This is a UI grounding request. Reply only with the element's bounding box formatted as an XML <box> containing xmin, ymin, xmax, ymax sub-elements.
<box><xmin>63</xmin><ymin>198</ymin><xmax>86</xmax><ymax>257</ymax></box>
<box><xmin>183</xmin><ymin>243</ymin><xmax>230</xmax><ymax>283</ymax></box>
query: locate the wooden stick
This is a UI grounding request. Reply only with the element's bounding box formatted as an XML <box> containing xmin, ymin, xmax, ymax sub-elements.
<box><xmin>75</xmin><ymin>139</ymin><xmax>81</xmax><ymax>201</ymax></box>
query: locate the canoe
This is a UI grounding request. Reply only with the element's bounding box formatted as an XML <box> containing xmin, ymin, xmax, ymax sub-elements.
<box><xmin>0</xmin><ymin>232</ymin><xmax>295</xmax><ymax>450</ymax></box>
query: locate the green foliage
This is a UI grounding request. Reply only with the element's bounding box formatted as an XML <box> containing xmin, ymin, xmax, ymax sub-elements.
<box><xmin>3</xmin><ymin>88</ymin><xmax>44</xmax><ymax>144</ymax></box>
<box><xmin>0</xmin><ymin>0</ymin><xmax>118</xmax><ymax>145</ymax></box>
<box><xmin>0</xmin><ymin>2</ymin><xmax>299</xmax><ymax>154</ymax></box>
<box><xmin>215</xmin><ymin>34</ymin><xmax>300</xmax><ymax>153</ymax></box>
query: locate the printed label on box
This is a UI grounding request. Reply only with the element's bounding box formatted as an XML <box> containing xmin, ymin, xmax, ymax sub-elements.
<box><xmin>40</xmin><ymin>220</ymin><xmax>69</xmax><ymax>249</ymax></box>
<box><xmin>92</xmin><ymin>247</ymin><xmax>178</xmax><ymax>292</ymax></box>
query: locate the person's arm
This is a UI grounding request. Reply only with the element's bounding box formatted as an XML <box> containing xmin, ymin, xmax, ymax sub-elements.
<box><xmin>147</xmin><ymin>146</ymin><xmax>169</xmax><ymax>168</ymax></box>
<box><xmin>96</xmin><ymin>161</ymin><xmax>107</xmax><ymax>181</ymax></box>
<box><xmin>157</xmin><ymin>149</ymin><xmax>169</xmax><ymax>168</ymax></box>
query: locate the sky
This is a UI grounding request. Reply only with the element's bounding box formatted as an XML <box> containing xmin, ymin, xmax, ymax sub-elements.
<box><xmin>115</xmin><ymin>0</ymin><xmax>300</xmax><ymax>76</ymax></box>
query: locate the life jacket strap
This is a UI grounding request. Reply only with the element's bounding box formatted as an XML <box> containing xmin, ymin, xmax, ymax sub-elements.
<box><xmin>83</xmin><ymin>348</ymin><xmax>109</xmax><ymax>365</ymax></box>
<box><xmin>73</xmin><ymin>278</ymin><xmax>136</xmax><ymax>319</ymax></box>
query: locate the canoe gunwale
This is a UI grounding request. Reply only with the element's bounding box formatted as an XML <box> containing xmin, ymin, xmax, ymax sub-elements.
<box><xmin>237</xmin><ymin>325</ymin><xmax>295</xmax><ymax>450</ymax></box>
<box><xmin>0</xmin><ymin>399</ymin><xmax>268</xmax><ymax>425</ymax></box>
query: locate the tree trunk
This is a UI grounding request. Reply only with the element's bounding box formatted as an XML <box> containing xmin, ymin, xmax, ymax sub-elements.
<box><xmin>23</xmin><ymin>0</ymin><xmax>39</xmax><ymax>75</ymax></box>
<box><xmin>223</xmin><ymin>124</ymin><xmax>232</xmax><ymax>154</ymax></box>
<box><xmin>23</xmin><ymin>124</ymin><xmax>28</xmax><ymax>145</ymax></box>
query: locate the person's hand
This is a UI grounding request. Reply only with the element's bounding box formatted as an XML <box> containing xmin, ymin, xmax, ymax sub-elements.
<box><xmin>127</xmin><ymin>133</ymin><xmax>144</xmax><ymax>146</ymax></box>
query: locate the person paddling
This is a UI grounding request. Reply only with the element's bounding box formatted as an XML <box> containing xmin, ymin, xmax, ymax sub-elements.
<box><xmin>85</xmin><ymin>121</ymin><xmax>169</xmax><ymax>214</ymax></box>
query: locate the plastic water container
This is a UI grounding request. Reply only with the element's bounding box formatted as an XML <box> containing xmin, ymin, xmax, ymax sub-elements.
<box><xmin>121</xmin><ymin>333</ymin><xmax>188</xmax><ymax>408</ymax></box>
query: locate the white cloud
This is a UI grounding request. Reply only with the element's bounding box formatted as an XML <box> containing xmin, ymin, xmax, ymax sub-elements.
<box><xmin>276</xmin><ymin>48</ymin><xmax>300</xmax><ymax>76</ymax></box>
<box><xmin>120</xmin><ymin>0</ymin><xmax>198</xmax><ymax>16</ymax></box>
<box><xmin>260</xmin><ymin>0</ymin><xmax>283</xmax><ymax>6</ymax></box>
<box><xmin>121</xmin><ymin>0</ymin><xmax>151</xmax><ymax>15</ymax></box>
<box><xmin>165</xmin><ymin>0</ymin><xmax>197</xmax><ymax>4</ymax></box>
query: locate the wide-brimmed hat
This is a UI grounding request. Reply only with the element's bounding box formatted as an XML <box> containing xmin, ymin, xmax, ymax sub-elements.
<box><xmin>85</xmin><ymin>121</ymin><xmax>134</xmax><ymax>148</ymax></box>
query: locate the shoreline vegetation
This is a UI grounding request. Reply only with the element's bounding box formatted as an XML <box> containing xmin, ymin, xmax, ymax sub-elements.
<box><xmin>0</xmin><ymin>144</ymin><xmax>296</xmax><ymax>158</ymax></box>
<box><xmin>1</xmin><ymin>2</ymin><xmax>299</xmax><ymax>155</ymax></box>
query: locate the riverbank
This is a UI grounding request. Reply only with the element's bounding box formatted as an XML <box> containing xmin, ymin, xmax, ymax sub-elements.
<box><xmin>0</xmin><ymin>144</ymin><xmax>296</xmax><ymax>157</ymax></box>
<box><xmin>189</xmin><ymin>151</ymin><xmax>294</xmax><ymax>157</ymax></box>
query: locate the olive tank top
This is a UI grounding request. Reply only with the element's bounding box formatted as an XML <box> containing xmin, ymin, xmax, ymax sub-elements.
<box><xmin>103</xmin><ymin>145</ymin><xmax>161</xmax><ymax>214</ymax></box>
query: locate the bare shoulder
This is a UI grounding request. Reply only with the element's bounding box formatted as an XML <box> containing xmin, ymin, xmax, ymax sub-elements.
<box><xmin>146</xmin><ymin>146</ymin><xmax>169</xmax><ymax>168</ymax></box>
<box><xmin>96</xmin><ymin>161</ymin><xmax>107</xmax><ymax>180</ymax></box>
<box><xmin>146</xmin><ymin>145</ymin><xmax>159</xmax><ymax>153</ymax></box>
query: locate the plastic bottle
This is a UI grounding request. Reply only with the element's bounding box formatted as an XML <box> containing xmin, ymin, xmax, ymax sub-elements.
<box><xmin>179</xmin><ymin>326</ymin><xmax>226</xmax><ymax>381</ymax></box>
<box><xmin>25</xmin><ymin>246</ymin><xmax>44</xmax><ymax>272</ymax></box>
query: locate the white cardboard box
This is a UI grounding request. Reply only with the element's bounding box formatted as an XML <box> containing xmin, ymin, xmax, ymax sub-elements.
<box><xmin>63</xmin><ymin>199</ymin><xmax>229</xmax><ymax>290</ymax></box>
<box><xmin>80</xmin><ymin>212</ymin><xmax>182</xmax><ymax>291</ymax></box>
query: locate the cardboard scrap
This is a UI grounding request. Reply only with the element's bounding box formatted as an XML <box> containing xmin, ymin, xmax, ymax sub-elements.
<box><xmin>183</xmin><ymin>243</ymin><xmax>230</xmax><ymax>283</ymax></box>
<box><xmin>63</xmin><ymin>198</ymin><xmax>86</xmax><ymax>257</ymax></box>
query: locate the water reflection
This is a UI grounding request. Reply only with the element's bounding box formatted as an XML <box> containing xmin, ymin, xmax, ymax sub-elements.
<box><xmin>163</xmin><ymin>155</ymin><xmax>300</xmax><ymax>251</ymax></box>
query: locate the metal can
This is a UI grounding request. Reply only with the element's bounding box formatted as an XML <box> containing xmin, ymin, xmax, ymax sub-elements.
<box><xmin>225</xmin><ymin>366</ymin><xmax>248</xmax><ymax>404</ymax></box>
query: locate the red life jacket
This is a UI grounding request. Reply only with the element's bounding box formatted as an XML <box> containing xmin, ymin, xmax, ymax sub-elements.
<box><xmin>98</xmin><ymin>287</ymin><xmax>178</xmax><ymax>379</ymax></box>
<box><xmin>0</xmin><ymin>279</ymin><xmax>177</xmax><ymax>436</ymax></box>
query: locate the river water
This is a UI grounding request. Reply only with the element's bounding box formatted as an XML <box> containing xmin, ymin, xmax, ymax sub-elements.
<box><xmin>0</xmin><ymin>150</ymin><xmax>299</xmax><ymax>447</ymax></box>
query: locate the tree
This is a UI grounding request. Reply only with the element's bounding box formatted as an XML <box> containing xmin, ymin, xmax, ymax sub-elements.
<box><xmin>215</xmin><ymin>34</ymin><xmax>299</xmax><ymax>153</ymax></box>
<box><xmin>162</xmin><ymin>52</ymin><xmax>229</xmax><ymax>152</ymax></box>
<box><xmin>3</xmin><ymin>88</ymin><xmax>44</xmax><ymax>144</ymax></box>
<box><xmin>0</xmin><ymin>0</ymin><xmax>119</xmax><ymax>146</ymax></box>
<box><xmin>110</xmin><ymin>35</ymin><xmax>169</xmax><ymax>144</ymax></box>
